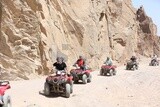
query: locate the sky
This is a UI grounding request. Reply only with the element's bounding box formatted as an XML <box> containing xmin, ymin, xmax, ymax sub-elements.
<box><xmin>132</xmin><ymin>0</ymin><xmax>160</xmax><ymax>35</ymax></box>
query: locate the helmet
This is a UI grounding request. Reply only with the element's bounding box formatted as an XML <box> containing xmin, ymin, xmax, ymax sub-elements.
<box><xmin>132</xmin><ymin>56</ymin><xmax>135</xmax><ymax>58</ymax></box>
<box><xmin>79</xmin><ymin>55</ymin><xmax>83</xmax><ymax>59</ymax></box>
<box><xmin>153</xmin><ymin>54</ymin><xmax>157</xmax><ymax>57</ymax></box>
<box><xmin>56</xmin><ymin>57</ymin><xmax>63</xmax><ymax>62</ymax></box>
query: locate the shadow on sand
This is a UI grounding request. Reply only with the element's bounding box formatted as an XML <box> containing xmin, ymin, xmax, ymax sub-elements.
<box><xmin>39</xmin><ymin>90</ymin><xmax>64</xmax><ymax>98</ymax></box>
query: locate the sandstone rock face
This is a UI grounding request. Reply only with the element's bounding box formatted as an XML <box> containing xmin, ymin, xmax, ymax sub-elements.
<box><xmin>0</xmin><ymin>0</ymin><xmax>159</xmax><ymax>80</ymax></box>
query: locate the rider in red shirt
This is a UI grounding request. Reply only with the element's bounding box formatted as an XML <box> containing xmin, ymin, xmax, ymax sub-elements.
<box><xmin>75</xmin><ymin>56</ymin><xmax>86</xmax><ymax>70</ymax></box>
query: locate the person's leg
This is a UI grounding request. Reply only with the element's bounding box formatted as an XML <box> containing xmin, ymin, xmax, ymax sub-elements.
<box><xmin>80</xmin><ymin>66</ymin><xmax>84</xmax><ymax>70</ymax></box>
<box><xmin>0</xmin><ymin>96</ymin><xmax>3</xmax><ymax>104</ymax></box>
<box><xmin>81</xmin><ymin>65</ymin><xmax>86</xmax><ymax>71</ymax></box>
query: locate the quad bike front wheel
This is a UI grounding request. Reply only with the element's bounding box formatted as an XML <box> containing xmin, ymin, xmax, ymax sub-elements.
<box><xmin>70</xmin><ymin>81</ymin><xmax>73</xmax><ymax>93</ymax></box>
<box><xmin>136</xmin><ymin>65</ymin><xmax>138</xmax><ymax>70</ymax></box>
<box><xmin>44</xmin><ymin>82</ymin><xmax>50</xmax><ymax>96</ymax></box>
<box><xmin>154</xmin><ymin>62</ymin><xmax>158</xmax><ymax>66</ymax></box>
<box><xmin>2</xmin><ymin>94</ymin><xmax>11</xmax><ymax>107</ymax></box>
<box><xmin>132</xmin><ymin>65</ymin><xmax>136</xmax><ymax>71</ymax></box>
<box><xmin>113</xmin><ymin>70</ymin><xmax>117</xmax><ymax>75</ymax></box>
<box><xmin>65</xmin><ymin>84</ymin><xmax>71</xmax><ymax>98</ymax></box>
<box><xmin>109</xmin><ymin>69</ymin><xmax>114</xmax><ymax>76</ymax></box>
<box><xmin>82</xmin><ymin>74</ymin><xmax>87</xmax><ymax>84</ymax></box>
<box><xmin>87</xmin><ymin>74</ymin><xmax>92</xmax><ymax>83</ymax></box>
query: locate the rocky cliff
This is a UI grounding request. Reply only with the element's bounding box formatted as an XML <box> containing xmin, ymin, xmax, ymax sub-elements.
<box><xmin>0</xmin><ymin>0</ymin><xmax>160</xmax><ymax>80</ymax></box>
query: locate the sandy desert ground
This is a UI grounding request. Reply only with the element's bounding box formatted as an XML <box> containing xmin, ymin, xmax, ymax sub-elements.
<box><xmin>7</xmin><ymin>59</ymin><xmax>160</xmax><ymax>107</ymax></box>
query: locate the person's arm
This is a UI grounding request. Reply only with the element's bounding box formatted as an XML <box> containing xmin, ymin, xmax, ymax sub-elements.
<box><xmin>109</xmin><ymin>59</ymin><xmax>112</xmax><ymax>65</ymax></box>
<box><xmin>73</xmin><ymin>60</ymin><xmax>79</xmax><ymax>68</ymax></box>
<box><xmin>53</xmin><ymin>62</ymin><xmax>57</xmax><ymax>67</ymax></box>
<box><xmin>104</xmin><ymin>59</ymin><xmax>107</xmax><ymax>64</ymax></box>
<box><xmin>63</xmin><ymin>63</ymin><xmax>68</xmax><ymax>73</ymax></box>
<box><xmin>74</xmin><ymin>62</ymin><xmax>77</xmax><ymax>66</ymax></box>
<box><xmin>83</xmin><ymin>59</ymin><xmax>86</xmax><ymax>65</ymax></box>
<box><xmin>73</xmin><ymin>60</ymin><xmax>78</xmax><ymax>66</ymax></box>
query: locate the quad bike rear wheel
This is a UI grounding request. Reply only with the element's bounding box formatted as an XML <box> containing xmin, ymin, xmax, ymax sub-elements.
<box><xmin>2</xmin><ymin>94</ymin><xmax>11</xmax><ymax>107</ymax></box>
<box><xmin>126</xmin><ymin>65</ymin><xmax>129</xmax><ymax>70</ymax></box>
<box><xmin>100</xmin><ymin>69</ymin><xmax>103</xmax><ymax>75</ymax></box>
<box><xmin>82</xmin><ymin>74</ymin><xmax>87</xmax><ymax>84</ymax></box>
<box><xmin>65</xmin><ymin>84</ymin><xmax>71</xmax><ymax>98</ymax></box>
<box><xmin>44</xmin><ymin>82</ymin><xmax>50</xmax><ymax>96</ymax></box>
<box><xmin>74</xmin><ymin>80</ymin><xmax>79</xmax><ymax>84</ymax></box>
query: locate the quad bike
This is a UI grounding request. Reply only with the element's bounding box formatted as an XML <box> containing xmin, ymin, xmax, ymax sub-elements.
<box><xmin>70</xmin><ymin>67</ymin><xmax>92</xmax><ymax>84</ymax></box>
<box><xmin>149</xmin><ymin>59</ymin><xmax>159</xmax><ymax>66</ymax></box>
<box><xmin>126</xmin><ymin>61</ymin><xmax>138</xmax><ymax>71</ymax></box>
<box><xmin>44</xmin><ymin>70</ymin><xmax>73</xmax><ymax>98</ymax></box>
<box><xmin>0</xmin><ymin>81</ymin><xmax>11</xmax><ymax>107</ymax></box>
<box><xmin>100</xmin><ymin>65</ymin><xmax>117</xmax><ymax>76</ymax></box>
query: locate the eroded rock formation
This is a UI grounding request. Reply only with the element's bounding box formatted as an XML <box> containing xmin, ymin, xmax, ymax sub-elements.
<box><xmin>0</xmin><ymin>0</ymin><xmax>159</xmax><ymax>80</ymax></box>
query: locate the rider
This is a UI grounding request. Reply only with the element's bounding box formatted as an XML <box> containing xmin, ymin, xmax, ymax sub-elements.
<box><xmin>53</xmin><ymin>57</ymin><xmax>67</xmax><ymax>75</ymax></box>
<box><xmin>152</xmin><ymin>54</ymin><xmax>157</xmax><ymax>60</ymax></box>
<box><xmin>151</xmin><ymin>54</ymin><xmax>158</xmax><ymax>62</ymax></box>
<box><xmin>75</xmin><ymin>56</ymin><xmax>86</xmax><ymax>70</ymax></box>
<box><xmin>104</xmin><ymin>57</ymin><xmax>113</xmax><ymax>66</ymax></box>
<box><xmin>130</xmin><ymin>56</ymin><xmax>137</xmax><ymax>62</ymax></box>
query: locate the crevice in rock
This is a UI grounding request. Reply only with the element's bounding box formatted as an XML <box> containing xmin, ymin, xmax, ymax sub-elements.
<box><xmin>113</xmin><ymin>38</ymin><xmax>126</xmax><ymax>46</ymax></box>
<box><xmin>54</xmin><ymin>21</ymin><xmax>61</xmax><ymax>31</ymax></box>
<box><xmin>0</xmin><ymin>34</ymin><xmax>13</xmax><ymax>57</ymax></box>
<box><xmin>25</xmin><ymin>0</ymin><xmax>38</xmax><ymax>12</ymax></box>
<box><xmin>5</xmin><ymin>27</ymin><xmax>21</xmax><ymax>43</ymax></box>
<box><xmin>99</xmin><ymin>12</ymin><xmax>105</xmax><ymax>21</ymax></box>
<box><xmin>50</xmin><ymin>0</ymin><xmax>62</xmax><ymax>13</ymax></box>
<box><xmin>40</xmin><ymin>23</ymin><xmax>47</xmax><ymax>37</ymax></box>
<box><xmin>38</xmin><ymin>41</ymin><xmax>49</xmax><ymax>74</ymax></box>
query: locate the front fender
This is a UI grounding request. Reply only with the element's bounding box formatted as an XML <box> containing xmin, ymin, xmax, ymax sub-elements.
<box><xmin>67</xmin><ymin>76</ymin><xmax>73</xmax><ymax>83</ymax></box>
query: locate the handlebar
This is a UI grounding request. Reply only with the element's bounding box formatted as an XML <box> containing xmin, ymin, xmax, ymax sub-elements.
<box><xmin>0</xmin><ymin>81</ymin><xmax>10</xmax><ymax>85</ymax></box>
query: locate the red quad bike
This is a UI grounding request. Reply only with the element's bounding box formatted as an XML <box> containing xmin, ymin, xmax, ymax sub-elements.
<box><xmin>0</xmin><ymin>81</ymin><xmax>11</xmax><ymax>107</ymax></box>
<box><xmin>100</xmin><ymin>65</ymin><xmax>117</xmax><ymax>76</ymax></box>
<box><xmin>70</xmin><ymin>68</ymin><xmax>92</xmax><ymax>84</ymax></box>
<box><xmin>44</xmin><ymin>71</ymin><xmax>73</xmax><ymax>98</ymax></box>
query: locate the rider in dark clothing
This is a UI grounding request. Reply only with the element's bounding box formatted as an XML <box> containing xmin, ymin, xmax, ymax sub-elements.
<box><xmin>53</xmin><ymin>57</ymin><xmax>67</xmax><ymax>75</ymax></box>
<box><xmin>130</xmin><ymin>56</ymin><xmax>137</xmax><ymax>62</ymax></box>
<box><xmin>126</xmin><ymin>56</ymin><xmax>138</xmax><ymax>70</ymax></box>
<box><xmin>53</xmin><ymin>62</ymin><xmax>67</xmax><ymax>71</ymax></box>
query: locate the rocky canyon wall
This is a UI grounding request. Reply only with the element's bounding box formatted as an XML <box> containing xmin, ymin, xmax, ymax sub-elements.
<box><xmin>0</xmin><ymin>0</ymin><xmax>160</xmax><ymax>80</ymax></box>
